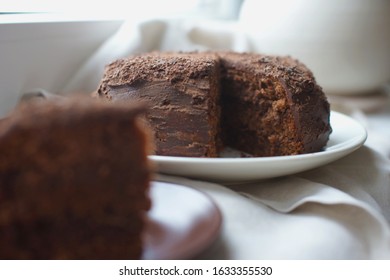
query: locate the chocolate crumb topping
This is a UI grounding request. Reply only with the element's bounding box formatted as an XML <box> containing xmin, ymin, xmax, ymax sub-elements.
<box><xmin>97</xmin><ymin>51</ymin><xmax>331</xmax><ymax>157</ymax></box>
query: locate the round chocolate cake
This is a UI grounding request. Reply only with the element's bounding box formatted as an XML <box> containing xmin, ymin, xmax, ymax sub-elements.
<box><xmin>97</xmin><ymin>51</ymin><xmax>332</xmax><ymax>157</ymax></box>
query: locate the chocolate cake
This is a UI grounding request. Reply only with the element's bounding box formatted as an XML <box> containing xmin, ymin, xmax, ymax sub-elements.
<box><xmin>97</xmin><ymin>51</ymin><xmax>332</xmax><ymax>157</ymax></box>
<box><xmin>0</xmin><ymin>98</ymin><xmax>151</xmax><ymax>259</ymax></box>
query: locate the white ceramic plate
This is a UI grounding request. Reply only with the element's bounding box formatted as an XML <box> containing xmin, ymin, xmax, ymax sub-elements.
<box><xmin>142</xmin><ymin>181</ymin><xmax>222</xmax><ymax>260</ymax></box>
<box><xmin>149</xmin><ymin>111</ymin><xmax>367</xmax><ymax>182</ymax></box>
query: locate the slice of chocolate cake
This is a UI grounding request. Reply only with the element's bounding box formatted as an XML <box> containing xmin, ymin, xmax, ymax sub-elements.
<box><xmin>219</xmin><ymin>52</ymin><xmax>331</xmax><ymax>156</ymax></box>
<box><xmin>97</xmin><ymin>52</ymin><xmax>221</xmax><ymax>157</ymax></box>
<box><xmin>0</xmin><ymin>98</ymin><xmax>151</xmax><ymax>259</ymax></box>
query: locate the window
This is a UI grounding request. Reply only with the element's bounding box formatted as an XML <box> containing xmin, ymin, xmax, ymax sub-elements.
<box><xmin>1</xmin><ymin>0</ymin><xmax>244</xmax><ymax>21</ymax></box>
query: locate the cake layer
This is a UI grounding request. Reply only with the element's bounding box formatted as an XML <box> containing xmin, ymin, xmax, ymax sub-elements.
<box><xmin>0</xmin><ymin>98</ymin><xmax>151</xmax><ymax>259</ymax></box>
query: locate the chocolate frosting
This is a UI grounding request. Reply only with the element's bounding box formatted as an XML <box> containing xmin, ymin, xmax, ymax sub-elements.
<box><xmin>98</xmin><ymin>52</ymin><xmax>221</xmax><ymax>157</ymax></box>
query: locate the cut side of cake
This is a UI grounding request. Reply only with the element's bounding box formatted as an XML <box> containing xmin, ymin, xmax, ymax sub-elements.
<box><xmin>0</xmin><ymin>98</ymin><xmax>151</xmax><ymax>259</ymax></box>
<box><xmin>219</xmin><ymin>52</ymin><xmax>331</xmax><ymax>156</ymax></box>
<box><xmin>96</xmin><ymin>51</ymin><xmax>332</xmax><ymax>157</ymax></box>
